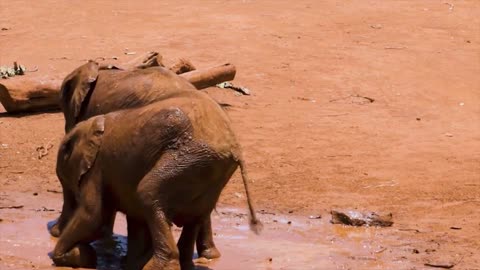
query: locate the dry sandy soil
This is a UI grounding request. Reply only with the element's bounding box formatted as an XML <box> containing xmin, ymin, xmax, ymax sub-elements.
<box><xmin>0</xmin><ymin>1</ymin><xmax>479</xmax><ymax>269</ymax></box>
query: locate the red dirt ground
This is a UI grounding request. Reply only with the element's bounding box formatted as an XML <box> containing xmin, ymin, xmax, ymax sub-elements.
<box><xmin>1</xmin><ymin>1</ymin><xmax>479</xmax><ymax>269</ymax></box>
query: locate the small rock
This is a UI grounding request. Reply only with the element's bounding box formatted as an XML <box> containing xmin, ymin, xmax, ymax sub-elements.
<box><xmin>268</xmin><ymin>257</ymin><xmax>273</xmax><ymax>262</ymax></box>
<box><xmin>287</xmin><ymin>221</ymin><xmax>292</xmax><ymax>225</ymax></box>
<box><xmin>309</xmin><ymin>215</ymin><xmax>322</xmax><ymax>219</ymax></box>
<box><xmin>330</xmin><ymin>210</ymin><xmax>393</xmax><ymax>227</ymax></box>
<box><xmin>370</xmin><ymin>24</ymin><xmax>383</xmax><ymax>29</ymax></box>
<box><xmin>444</xmin><ymin>133</ymin><xmax>453</xmax><ymax>137</ymax></box>
<box><xmin>416</xmin><ymin>117</ymin><xmax>421</xmax><ymax>121</ymax></box>
<box><xmin>412</xmin><ymin>249</ymin><xmax>420</xmax><ymax>254</ymax></box>
<box><xmin>33</xmin><ymin>192</ymin><xmax>38</xmax><ymax>196</ymax></box>
<box><xmin>459</xmin><ymin>102</ymin><xmax>464</xmax><ymax>106</ymax></box>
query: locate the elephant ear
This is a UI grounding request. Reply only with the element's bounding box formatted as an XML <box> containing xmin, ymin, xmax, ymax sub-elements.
<box><xmin>58</xmin><ymin>115</ymin><xmax>105</xmax><ymax>191</ymax></box>
<box><xmin>75</xmin><ymin>116</ymin><xmax>105</xmax><ymax>187</ymax></box>
<box><xmin>59</xmin><ymin>61</ymin><xmax>99</xmax><ymax>132</ymax></box>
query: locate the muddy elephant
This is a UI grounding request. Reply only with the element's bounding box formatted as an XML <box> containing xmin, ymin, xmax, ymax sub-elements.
<box><xmin>51</xmin><ymin>90</ymin><xmax>262</xmax><ymax>269</ymax></box>
<box><xmin>50</xmin><ymin>61</ymin><xmax>224</xmax><ymax>259</ymax></box>
<box><xmin>59</xmin><ymin>61</ymin><xmax>196</xmax><ymax>133</ymax></box>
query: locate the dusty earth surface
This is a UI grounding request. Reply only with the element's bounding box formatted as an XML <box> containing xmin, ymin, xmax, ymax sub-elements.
<box><xmin>1</xmin><ymin>1</ymin><xmax>479</xmax><ymax>269</ymax></box>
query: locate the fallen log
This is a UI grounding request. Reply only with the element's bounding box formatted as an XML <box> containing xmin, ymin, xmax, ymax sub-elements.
<box><xmin>0</xmin><ymin>62</ymin><xmax>236</xmax><ymax>113</ymax></box>
<box><xmin>0</xmin><ymin>77</ymin><xmax>61</xmax><ymax>113</ymax></box>
<box><xmin>181</xmin><ymin>63</ymin><xmax>236</xmax><ymax>90</ymax></box>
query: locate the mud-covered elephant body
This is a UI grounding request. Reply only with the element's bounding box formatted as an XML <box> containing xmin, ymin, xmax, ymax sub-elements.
<box><xmin>52</xmin><ymin>91</ymin><xmax>260</xmax><ymax>269</ymax></box>
<box><xmin>52</xmin><ymin>62</ymin><xmax>224</xmax><ymax>260</ymax></box>
<box><xmin>60</xmin><ymin>62</ymin><xmax>196</xmax><ymax>132</ymax></box>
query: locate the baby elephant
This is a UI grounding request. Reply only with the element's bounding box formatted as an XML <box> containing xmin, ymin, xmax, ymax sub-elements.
<box><xmin>51</xmin><ymin>90</ymin><xmax>262</xmax><ymax>270</ymax></box>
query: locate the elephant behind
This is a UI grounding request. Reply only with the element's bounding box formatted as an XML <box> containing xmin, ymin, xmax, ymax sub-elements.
<box><xmin>51</xmin><ymin>90</ymin><xmax>262</xmax><ymax>270</ymax></box>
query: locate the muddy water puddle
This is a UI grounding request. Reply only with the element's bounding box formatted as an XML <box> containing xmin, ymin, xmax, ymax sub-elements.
<box><xmin>0</xmin><ymin>207</ymin><xmax>415</xmax><ymax>270</ymax></box>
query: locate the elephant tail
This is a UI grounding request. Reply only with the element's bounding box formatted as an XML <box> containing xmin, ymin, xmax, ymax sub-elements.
<box><xmin>238</xmin><ymin>157</ymin><xmax>263</xmax><ymax>235</ymax></box>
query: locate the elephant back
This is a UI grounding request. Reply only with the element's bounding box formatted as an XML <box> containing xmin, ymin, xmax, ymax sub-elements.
<box><xmin>79</xmin><ymin>67</ymin><xmax>196</xmax><ymax>123</ymax></box>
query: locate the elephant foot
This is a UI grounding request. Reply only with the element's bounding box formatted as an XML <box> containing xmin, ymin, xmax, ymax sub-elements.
<box><xmin>49</xmin><ymin>222</ymin><xmax>61</xmax><ymax>237</ymax></box>
<box><xmin>198</xmin><ymin>247</ymin><xmax>221</xmax><ymax>259</ymax></box>
<box><xmin>122</xmin><ymin>252</ymin><xmax>152</xmax><ymax>270</ymax></box>
<box><xmin>180</xmin><ymin>259</ymin><xmax>195</xmax><ymax>270</ymax></box>
<box><xmin>52</xmin><ymin>244</ymin><xmax>97</xmax><ymax>268</ymax></box>
<box><xmin>143</xmin><ymin>258</ymin><xmax>180</xmax><ymax>270</ymax></box>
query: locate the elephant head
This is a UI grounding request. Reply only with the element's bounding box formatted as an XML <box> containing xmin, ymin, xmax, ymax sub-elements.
<box><xmin>59</xmin><ymin>61</ymin><xmax>100</xmax><ymax>132</ymax></box>
<box><xmin>56</xmin><ymin>115</ymin><xmax>105</xmax><ymax>194</ymax></box>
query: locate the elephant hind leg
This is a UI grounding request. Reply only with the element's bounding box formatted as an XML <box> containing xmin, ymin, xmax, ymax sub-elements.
<box><xmin>125</xmin><ymin>216</ymin><xmax>152</xmax><ymax>270</ymax></box>
<box><xmin>196</xmin><ymin>216</ymin><xmax>221</xmax><ymax>259</ymax></box>
<box><xmin>136</xmin><ymin>204</ymin><xmax>180</xmax><ymax>270</ymax></box>
<box><xmin>178</xmin><ymin>220</ymin><xmax>202</xmax><ymax>270</ymax></box>
<box><xmin>137</xmin><ymin>167</ymin><xmax>180</xmax><ymax>270</ymax></box>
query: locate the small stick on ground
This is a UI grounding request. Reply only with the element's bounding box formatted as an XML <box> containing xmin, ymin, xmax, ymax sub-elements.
<box><xmin>424</xmin><ymin>263</ymin><xmax>454</xmax><ymax>269</ymax></box>
<box><xmin>0</xmin><ymin>205</ymin><xmax>24</xmax><ymax>209</ymax></box>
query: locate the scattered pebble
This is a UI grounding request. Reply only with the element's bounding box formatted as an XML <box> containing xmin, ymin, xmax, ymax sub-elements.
<box><xmin>33</xmin><ymin>192</ymin><xmax>38</xmax><ymax>196</ymax></box>
<box><xmin>416</xmin><ymin>117</ymin><xmax>421</xmax><ymax>121</ymax></box>
<box><xmin>287</xmin><ymin>221</ymin><xmax>292</xmax><ymax>225</ymax></box>
<box><xmin>36</xmin><ymin>207</ymin><xmax>54</xmax><ymax>212</ymax></box>
<box><xmin>309</xmin><ymin>215</ymin><xmax>322</xmax><ymax>219</ymax></box>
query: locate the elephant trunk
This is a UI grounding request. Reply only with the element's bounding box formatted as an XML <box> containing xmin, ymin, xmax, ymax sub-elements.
<box><xmin>238</xmin><ymin>157</ymin><xmax>263</xmax><ymax>235</ymax></box>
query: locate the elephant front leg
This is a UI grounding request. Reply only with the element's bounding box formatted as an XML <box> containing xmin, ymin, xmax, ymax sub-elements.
<box><xmin>196</xmin><ymin>216</ymin><xmax>221</xmax><ymax>259</ymax></box>
<box><xmin>51</xmin><ymin>175</ymin><xmax>103</xmax><ymax>268</ymax></box>
<box><xmin>49</xmin><ymin>187</ymin><xmax>77</xmax><ymax>237</ymax></box>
